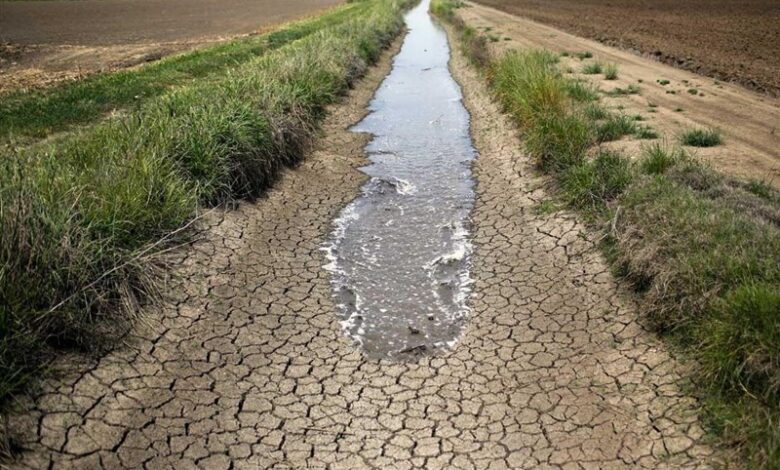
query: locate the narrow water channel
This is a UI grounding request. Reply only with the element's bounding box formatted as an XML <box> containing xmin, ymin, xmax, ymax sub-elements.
<box><xmin>323</xmin><ymin>0</ymin><xmax>476</xmax><ymax>360</ymax></box>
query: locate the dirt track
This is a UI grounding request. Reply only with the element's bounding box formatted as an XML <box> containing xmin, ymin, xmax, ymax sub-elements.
<box><xmin>5</xmin><ymin>17</ymin><xmax>723</xmax><ymax>469</ymax></box>
<box><xmin>473</xmin><ymin>0</ymin><xmax>780</xmax><ymax>97</ymax></box>
<box><xmin>457</xmin><ymin>1</ymin><xmax>780</xmax><ymax>185</ymax></box>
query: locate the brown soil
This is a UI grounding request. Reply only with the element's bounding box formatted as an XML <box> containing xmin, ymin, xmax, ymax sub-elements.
<box><xmin>0</xmin><ymin>0</ymin><xmax>342</xmax><ymax>93</ymax></box>
<box><xmin>4</xmin><ymin>23</ymin><xmax>724</xmax><ymax>470</ymax></box>
<box><xmin>458</xmin><ymin>1</ymin><xmax>780</xmax><ymax>185</ymax></box>
<box><xmin>473</xmin><ymin>0</ymin><xmax>780</xmax><ymax>97</ymax></box>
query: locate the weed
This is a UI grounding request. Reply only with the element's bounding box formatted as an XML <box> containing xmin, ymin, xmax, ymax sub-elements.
<box><xmin>635</xmin><ymin>125</ymin><xmax>658</xmax><ymax>139</ymax></box>
<box><xmin>688</xmin><ymin>88</ymin><xmax>699</xmax><ymax>95</ymax></box>
<box><xmin>429</xmin><ymin>0</ymin><xmax>464</xmax><ymax>19</ymax></box>
<box><xmin>561</xmin><ymin>151</ymin><xmax>634</xmax><ymax>212</ymax></box>
<box><xmin>595</xmin><ymin>114</ymin><xmax>637</xmax><ymax>142</ymax></box>
<box><xmin>603</xmin><ymin>63</ymin><xmax>619</xmax><ymax>80</ymax></box>
<box><xmin>680</xmin><ymin>127</ymin><xmax>723</xmax><ymax>147</ymax></box>
<box><xmin>575</xmin><ymin>51</ymin><xmax>593</xmax><ymax>60</ymax></box>
<box><xmin>639</xmin><ymin>142</ymin><xmax>685</xmax><ymax>174</ymax></box>
<box><xmin>746</xmin><ymin>179</ymin><xmax>773</xmax><ymax>199</ymax></box>
<box><xmin>584</xmin><ymin>103</ymin><xmax>609</xmax><ymax>120</ymax></box>
<box><xmin>582</xmin><ymin>61</ymin><xmax>603</xmax><ymax>74</ymax></box>
<box><xmin>534</xmin><ymin>200</ymin><xmax>561</xmax><ymax>215</ymax></box>
<box><xmin>564</xmin><ymin>80</ymin><xmax>599</xmax><ymax>102</ymax></box>
<box><xmin>658</xmin><ymin>79</ymin><xmax>670</xmax><ymax>85</ymax></box>
<box><xmin>675</xmin><ymin>107</ymin><xmax>684</xmax><ymax>112</ymax></box>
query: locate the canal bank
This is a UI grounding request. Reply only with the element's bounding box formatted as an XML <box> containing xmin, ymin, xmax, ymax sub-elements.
<box><xmin>4</xmin><ymin>1</ymin><xmax>719</xmax><ymax>467</ymax></box>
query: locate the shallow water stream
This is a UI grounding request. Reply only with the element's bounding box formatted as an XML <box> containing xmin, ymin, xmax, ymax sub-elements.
<box><xmin>323</xmin><ymin>0</ymin><xmax>476</xmax><ymax>359</ymax></box>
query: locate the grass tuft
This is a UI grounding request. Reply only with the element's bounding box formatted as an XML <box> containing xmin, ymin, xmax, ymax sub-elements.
<box><xmin>639</xmin><ymin>142</ymin><xmax>685</xmax><ymax>175</ymax></box>
<box><xmin>634</xmin><ymin>125</ymin><xmax>658</xmax><ymax>139</ymax></box>
<box><xmin>564</xmin><ymin>80</ymin><xmax>599</xmax><ymax>102</ymax></box>
<box><xmin>680</xmin><ymin>127</ymin><xmax>723</xmax><ymax>147</ymax></box>
<box><xmin>561</xmin><ymin>151</ymin><xmax>633</xmax><ymax>213</ymax></box>
<box><xmin>584</xmin><ymin>103</ymin><xmax>609</xmax><ymax>120</ymax></box>
<box><xmin>603</xmin><ymin>63</ymin><xmax>618</xmax><ymax>80</ymax></box>
<box><xmin>595</xmin><ymin>114</ymin><xmax>636</xmax><ymax>142</ymax></box>
<box><xmin>581</xmin><ymin>61</ymin><xmax>603</xmax><ymax>74</ymax></box>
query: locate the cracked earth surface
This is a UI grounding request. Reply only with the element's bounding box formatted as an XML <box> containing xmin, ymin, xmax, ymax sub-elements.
<box><xmin>6</xmin><ymin>21</ymin><xmax>721</xmax><ymax>470</ymax></box>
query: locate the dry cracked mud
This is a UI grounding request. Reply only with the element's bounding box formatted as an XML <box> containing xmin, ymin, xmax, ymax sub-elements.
<box><xmin>5</xmin><ymin>20</ymin><xmax>723</xmax><ymax>470</ymax></box>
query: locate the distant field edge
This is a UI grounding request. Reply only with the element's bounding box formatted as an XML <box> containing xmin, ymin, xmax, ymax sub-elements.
<box><xmin>469</xmin><ymin>0</ymin><xmax>780</xmax><ymax>98</ymax></box>
<box><xmin>0</xmin><ymin>1</ymin><xmax>366</xmax><ymax>146</ymax></box>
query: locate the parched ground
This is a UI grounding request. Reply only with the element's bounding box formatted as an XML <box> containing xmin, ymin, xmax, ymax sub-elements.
<box><xmin>472</xmin><ymin>0</ymin><xmax>780</xmax><ymax>97</ymax></box>
<box><xmin>5</xmin><ymin>25</ymin><xmax>724</xmax><ymax>470</ymax></box>
<box><xmin>0</xmin><ymin>0</ymin><xmax>342</xmax><ymax>93</ymax></box>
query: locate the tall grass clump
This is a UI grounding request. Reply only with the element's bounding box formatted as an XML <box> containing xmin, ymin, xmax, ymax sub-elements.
<box><xmin>0</xmin><ymin>0</ymin><xmax>411</xmax><ymax>403</ymax></box>
<box><xmin>561</xmin><ymin>151</ymin><xmax>633</xmax><ymax>213</ymax></box>
<box><xmin>680</xmin><ymin>127</ymin><xmax>723</xmax><ymax>147</ymax></box>
<box><xmin>639</xmin><ymin>142</ymin><xmax>685</xmax><ymax>175</ymax></box>
<box><xmin>491</xmin><ymin>50</ymin><xmax>591</xmax><ymax>171</ymax></box>
<box><xmin>603</xmin><ymin>63</ymin><xmax>618</xmax><ymax>80</ymax></box>
<box><xmin>595</xmin><ymin>113</ymin><xmax>636</xmax><ymax>142</ymax></box>
<box><xmin>564</xmin><ymin>80</ymin><xmax>599</xmax><ymax>102</ymax></box>
<box><xmin>582</xmin><ymin>61</ymin><xmax>603</xmax><ymax>74</ymax></box>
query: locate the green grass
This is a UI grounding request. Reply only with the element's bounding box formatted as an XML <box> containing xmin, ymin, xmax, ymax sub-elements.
<box><xmin>534</xmin><ymin>200</ymin><xmax>561</xmax><ymax>215</ymax></box>
<box><xmin>430</xmin><ymin>0</ymin><xmax>464</xmax><ymax>20</ymax></box>
<box><xmin>680</xmin><ymin>127</ymin><xmax>723</xmax><ymax>147</ymax></box>
<box><xmin>582</xmin><ymin>61</ymin><xmax>603</xmax><ymax>74</ymax></box>
<box><xmin>564</xmin><ymin>80</ymin><xmax>599</xmax><ymax>102</ymax></box>
<box><xmin>639</xmin><ymin>142</ymin><xmax>686</xmax><ymax>175</ymax></box>
<box><xmin>584</xmin><ymin>103</ymin><xmax>609</xmax><ymax>120</ymax></box>
<box><xmin>491</xmin><ymin>49</ymin><xmax>590</xmax><ymax>171</ymax></box>
<box><xmin>561</xmin><ymin>150</ymin><xmax>633</xmax><ymax>214</ymax></box>
<box><xmin>0</xmin><ymin>2</ymin><xmax>368</xmax><ymax>145</ymax></box>
<box><xmin>634</xmin><ymin>125</ymin><xmax>658</xmax><ymax>139</ymax></box>
<box><xmin>433</xmin><ymin>1</ymin><xmax>780</xmax><ymax>463</ymax></box>
<box><xmin>0</xmin><ymin>0</ymin><xmax>410</xmax><ymax>405</ymax></box>
<box><xmin>595</xmin><ymin>114</ymin><xmax>636</xmax><ymax>142</ymax></box>
<box><xmin>575</xmin><ymin>51</ymin><xmax>593</xmax><ymax>60</ymax></box>
<box><xmin>603</xmin><ymin>63</ymin><xmax>618</xmax><ymax>80</ymax></box>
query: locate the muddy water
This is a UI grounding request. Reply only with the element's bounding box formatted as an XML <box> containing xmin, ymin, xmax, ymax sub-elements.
<box><xmin>323</xmin><ymin>0</ymin><xmax>476</xmax><ymax>360</ymax></box>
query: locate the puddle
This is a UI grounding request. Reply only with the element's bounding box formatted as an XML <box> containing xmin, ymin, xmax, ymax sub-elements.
<box><xmin>322</xmin><ymin>0</ymin><xmax>476</xmax><ymax>360</ymax></box>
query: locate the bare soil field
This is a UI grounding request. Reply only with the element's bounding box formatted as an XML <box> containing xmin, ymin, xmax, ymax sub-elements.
<box><xmin>473</xmin><ymin>0</ymin><xmax>780</xmax><ymax>97</ymax></box>
<box><xmin>0</xmin><ymin>0</ymin><xmax>342</xmax><ymax>92</ymax></box>
<box><xmin>458</xmin><ymin>1</ymin><xmax>780</xmax><ymax>185</ymax></box>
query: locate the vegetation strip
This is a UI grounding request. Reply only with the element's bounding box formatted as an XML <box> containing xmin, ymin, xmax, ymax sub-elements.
<box><xmin>0</xmin><ymin>2</ymin><xmax>367</xmax><ymax>145</ymax></box>
<box><xmin>0</xmin><ymin>0</ymin><xmax>412</xmax><ymax>405</ymax></box>
<box><xmin>432</xmin><ymin>0</ymin><xmax>779</xmax><ymax>465</ymax></box>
